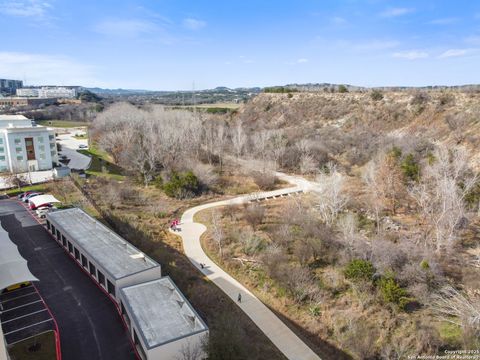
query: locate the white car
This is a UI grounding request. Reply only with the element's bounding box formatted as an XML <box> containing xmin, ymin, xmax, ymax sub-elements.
<box><xmin>36</xmin><ymin>206</ymin><xmax>56</xmax><ymax>218</ymax></box>
<box><xmin>78</xmin><ymin>144</ymin><xmax>88</xmax><ymax>149</ymax></box>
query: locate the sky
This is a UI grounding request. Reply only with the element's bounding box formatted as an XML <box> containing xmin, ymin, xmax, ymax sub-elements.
<box><xmin>1</xmin><ymin>0</ymin><xmax>480</xmax><ymax>90</ymax></box>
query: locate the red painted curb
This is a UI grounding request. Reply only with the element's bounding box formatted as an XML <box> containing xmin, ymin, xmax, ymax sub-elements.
<box><xmin>15</xmin><ymin>199</ymin><xmax>141</xmax><ymax>360</ymax></box>
<box><xmin>32</xmin><ymin>283</ymin><xmax>62</xmax><ymax>360</ymax></box>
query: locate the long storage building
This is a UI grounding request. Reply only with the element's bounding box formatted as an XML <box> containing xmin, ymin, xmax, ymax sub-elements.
<box><xmin>120</xmin><ymin>277</ymin><xmax>208</xmax><ymax>360</ymax></box>
<box><xmin>46</xmin><ymin>208</ymin><xmax>161</xmax><ymax>301</ymax></box>
<box><xmin>45</xmin><ymin>208</ymin><xmax>208</xmax><ymax>360</ymax></box>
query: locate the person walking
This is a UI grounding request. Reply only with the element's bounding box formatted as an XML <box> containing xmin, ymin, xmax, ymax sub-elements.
<box><xmin>237</xmin><ymin>293</ymin><xmax>242</xmax><ymax>303</ymax></box>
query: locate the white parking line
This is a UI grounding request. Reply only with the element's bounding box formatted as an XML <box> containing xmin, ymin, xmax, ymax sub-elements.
<box><xmin>0</xmin><ymin>291</ymin><xmax>37</xmax><ymax>303</ymax></box>
<box><xmin>1</xmin><ymin>309</ymin><xmax>48</xmax><ymax>324</ymax></box>
<box><xmin>3</xmin><ymin>318</ymin><xmax>53</xmax><ymax>336</ymax></box>
<box><xmin>0</xmin><ymin>300</ymin><xmax>42</xmax><ymax>313</ymax></box>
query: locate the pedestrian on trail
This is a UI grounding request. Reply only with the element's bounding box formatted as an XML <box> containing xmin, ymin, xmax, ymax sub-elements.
<box><xmin>237</xmin><ymin>293</ymin><xmax>242</xmax><ymax>303</ymax></box>
<box><xmin>200</xmin><ymin>263</ymin><xmax>204</xmax><ymax>269</ymax></box>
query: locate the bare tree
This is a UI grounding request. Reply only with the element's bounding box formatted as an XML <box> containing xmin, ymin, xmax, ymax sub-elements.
<box><xmin>243</xmin><ymin>203</ymin><xmax>265</xmax><ymax>230</ymax></box>
<box><xmin>313</xmin><ymin>163</ymin><xmax>347</xmax><ymax>225</ymax></box>
<box><xmin>410</xmin><ymin>146</ymin><xmax>477</xmax><ymax>252</ymax></box>
<box><xmin>376</xmin><ymin>152</ymin><xmax>404</xmax><ymax>214</ymax></box>
<box><xmin>176</xmin><ymin>340</ymin><xmax>204</xmax><ymax>360</ymax></box>
<box><xmin>211</xmin><ymin>210</ymin><xmax>225</xmax><ymax>258</ymax></box>
<box><xmin>432</xmin><ymin>286</ymin><xmax>480</xmax><ymax>341</ymax></box>
<box><xmin>363</xmin><ymin>160</ymin><xmax>383</xmax><ymax>233</ymax></box>
<box><xmin>231</xmin><ymin>120</ymin><xmax>247</xmax><ymax>158</ymax></box>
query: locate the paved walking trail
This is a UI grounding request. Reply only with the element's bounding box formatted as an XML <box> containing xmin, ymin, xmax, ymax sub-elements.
<box><xmin>172</xmin><ymin>172</ymin><xmax>321</xmax><ymax>360</ymax></box>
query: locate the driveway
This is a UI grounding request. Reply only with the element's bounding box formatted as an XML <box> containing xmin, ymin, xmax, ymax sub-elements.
<box><xmin>55</xmin><ymin>129</ymin><xmax>91</xmax><ymax>170</ymax></box>
<box><xmin>0</xmin><ymin>200</ymin><xmax>135</xmax><ymax>360</ymax></box>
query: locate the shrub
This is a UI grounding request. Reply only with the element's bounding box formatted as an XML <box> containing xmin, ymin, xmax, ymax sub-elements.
<box><xmin>338</xmin><ymin>85</ymin><xmax>348</xmax><ymax>93</ymax></box>
<box><xmin>378</xmin><ymin>275</ymin><xmax>412</xmax><ymax>308</ymax></box>
<box><xmin>251</xmin><ymin>170</ymin><xmax>276</xmax><ymax>190</ymax></box>
<box><xmin>344</xmin><ymin>259</ymin><xmax>375</xmax><ymax>282</ymax></box>
<box><xmin>370</xmin><ymin>90</ymin><xmax>384</xmax><ymax>101</ymax></box>
<box><xmin>162</xmin><ymin>171</ymin><xmax>200</xmax><ymax>199</ymax></box>
<box><xmin>401</xmin><ymin>153</ymin><xmax>420</xmax><ymax>182</ymax></box>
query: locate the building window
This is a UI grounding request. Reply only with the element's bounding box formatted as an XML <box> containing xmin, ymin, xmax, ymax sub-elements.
<box><xmin>14</xmin><ymin>138</ymin><xmax>21</xmax><ymax>144</ymax></box>
<box><xmin>81</xmin><ymin>254</ymin><xmax>88</xmax><ymax>268</ymax></box>
<box><xmin>0</xmin><ymin>147</ymin><xmax>4</xmax><ymax>153</ymax></box>
<box><xmin>50</xmin><ymin>151</ymin><xmax>56</xmax><ymax>156</ymax></box>
<box><xmin>49</xmin><ymin>135</ymin><xmax>55</xmax><ymax>141</ymax></box>
<box><xmin>62</xmin><ymin>235</ymin><xmax>67</xmax><ymax>247</ymax></box>
<box><xmin>74</xmin><ymin>247</ymin><xmax>80</xmax><ymax>261</ymax></box>
<box><xmin>0</xmin><ymin>156</ymin><xmax>5</xmax><ymax>161</ymax></box>
<box><xmin>0</xmin><ymin>138</ymin><xmax>3</xmax><ymax>144</ymax></box>
<box><xmin>56</xmin><ymin>229</ymin><xmax>60</xmax><ymax>239</ymax></box>
<box><xmin>107</xmin><ymin>280</ymin><xmax>115</xmax><ymax>296</ymax></box>
<box><xmin>37</xmin><ymin>137</ymin><xmax>44</xmax><ymax>143</ymax></box>
<box><xmin>39</xmin><ymin>154</ymin><xmax>46</xmax><ymax>160</ymax></box>
<box><xmin>0</xmin><ymin>167</ymin><xmax>7</xmax><ymax>172</ymax></box>
<box><xmin>51</xmin><ymin>224</ymin><xmax>55</xmax><ymax>234</ymax></box>
<box><xmin>68</xmin><ymin>241</ymin><xmax>73</xmax><ymax>254</ymax></box>
<box><xmin>97</xmin><ymin>270</ymin><xmax>106</xmax><ymax>287</ymax></box>
<box><xmin>39</xmin><ymin>145</ymin><xmax>45</xmax><ymax>151</ymax></box>
<box><xmin>16</xmin><ymin>147</ymin><xmax>22</xmax><ymax>153</ymax></box>
<box><xmin>49</xmin><ymin>143</ymin><xmax>56</xmax><ymax>148</ymax></box>
<box><xmin>16</xmin><ymin>156</ymin><xmax>23</xmax><ymax>161</ymax></box>
<box><xmin>46</xmin><ymin>220</ymin><xmax>51</xmax><ymax>230</ymax></box>
<box><xmin>89</xmin><ymin>262</ymin><xmax>96</xmax><ymax>277</ymax></box>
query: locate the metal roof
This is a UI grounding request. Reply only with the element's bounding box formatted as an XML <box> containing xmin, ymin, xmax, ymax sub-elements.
<box><xmin>29</xmin><ymin>194</ymin><xmax>60</xmax><ymax>207</ymax></box>
<box><xmin>0</xmin><ymin>223</ymin><xmax>38</xmax><ymax>290</ymax></box>
<box><xmin>46</xmin><ymin>208</ymin><xmax>160</xmax><ymax>280</ymax></box>
<box><xmin>120</xmin><ymin>277</ymin><xmax>208</xmax><ymax>349</ymax></box>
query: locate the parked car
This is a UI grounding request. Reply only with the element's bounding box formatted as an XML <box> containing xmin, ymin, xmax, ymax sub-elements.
<box><xmin>78</xmin><ymin>144</ymin><xmax>88</xmax><ymax>149</ymax></box>
<box><xmin>36</xmin><ymin>206</ymin><xmax>56</xmax><ymax>218</ymax></box>
<box><xmin>18</xmin><ymin>191</ymin><xmax>35</xmax><ymax>200</ymax></box>
<box><xmin>23</xmin><ymin>192</ymin><xmax>42</xmax><ymax>203</ymax></box>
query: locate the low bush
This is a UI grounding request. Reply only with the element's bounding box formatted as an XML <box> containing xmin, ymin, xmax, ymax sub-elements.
<box><xmin>344</xmin><ymin>259</ymin><xmax>375</xmax><ymax>282</ymax></box>
<box><xmin>162</xmin><ymin>171</ymin><xmax>201</xmax><ymax>199</ymax></box>
<box><xmin>378</xmin><ymin>275</ymin><xmax>412</xmax><ymax>309</ymax></box>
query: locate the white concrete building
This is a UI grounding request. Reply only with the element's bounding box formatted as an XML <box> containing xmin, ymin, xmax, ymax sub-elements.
<box><xmin>16</xmin><ymin>88</ymin><xmax>40</xmax><ymax>97</ymax></box>
<box><xmin>120</xmin><ymin>278</ymin><xmax>208</xmax><ymax>360</ymax></box>
<box><xmin>16</xmin><ymin>87</ymin><xmax>78</xmax><ymax>99</ymax></box>
<box><xmin>0</xmin><ymin>115</ymin><xmax>58</xmax><ymax>173</ymax></box>
<box><xmin>38</xmin><ymin>87</ymin><xmax>77</xmax><ymax>99</ymax></box>
<box><xmin>45</xmin><ymin>208</ymin><xmax>162</xmax><ymax>301</ymax></box>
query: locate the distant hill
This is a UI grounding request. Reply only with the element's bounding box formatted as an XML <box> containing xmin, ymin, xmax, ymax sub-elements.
<box><xmin>85</xmin><ymin>86</ymin><xmax>262</xmax><ymax>105</ymax></box>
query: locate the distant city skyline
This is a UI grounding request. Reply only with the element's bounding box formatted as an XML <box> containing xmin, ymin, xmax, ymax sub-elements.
<box><xmin>1</xmin><ymin>0</ymin><xmax>480</xmax><ymax>90</ymax></box>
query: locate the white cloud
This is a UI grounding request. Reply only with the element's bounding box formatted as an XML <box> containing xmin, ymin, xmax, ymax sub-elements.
<box><xmin>331</xmin><ymin>16</ymin><xmax>347</xmax><ymax>25</ymax></box>
<box><xmin>0</xmin><ymin>0</ymin><xmax>52</xmax><ymax>18</ymax></box>
<box><xmin>0</xmin><ymin>52</ymin><xmax>104</xmax><ymax>87</ymax></box>
<box><xmin>380</xmin><ymin>7</ymin><xmax>414</xmax><ymax>18</ymax></box>
<box><xmin>94</xmin><ymin>19</ymin><xmax>158</xmax><ymax>38</ymax></box>
<box><xmin>428</xmin><ymin>17</ymin><xmax>459</xmax><ymax>25</ymax></box>
<box><xmin>392</xmin><ymin>50</ymin><xmax>429</xmax><ymax>60</ymax></box>
<box><xmin>297</xmin><ymin>58</ymin><xmax>308</xmax><ymax>63</ymax></box>
<box><xmin>182</xmin><ymin>18</ymin><xmax>206</xmax><ymax>30</ymax></box>
<box><xmin>438</xmin><ymin>48</ymin><xmax>475</xmax><ymax>58</ymax></box>
<box><xmin>354</xmin><ymin>40</ymin><xmax>400</xmax><ymax>51</ymax></box>
<box><xmin>465</xmin><ymin>35</ymin><xmax>480</xmax><ymax>45</ymax></box>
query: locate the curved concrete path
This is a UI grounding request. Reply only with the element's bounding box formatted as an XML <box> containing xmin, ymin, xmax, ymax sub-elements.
<box><xmin>172</xmin><ymin>172</ymin><xmax>321</xmax><ymax>360</ymax></box>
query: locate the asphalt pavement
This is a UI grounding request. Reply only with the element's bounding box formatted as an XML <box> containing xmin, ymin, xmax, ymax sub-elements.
<box><xmin>0</xmin><ymin>200</ymin><xmax>135</xmax><ymax>360</ymax></box>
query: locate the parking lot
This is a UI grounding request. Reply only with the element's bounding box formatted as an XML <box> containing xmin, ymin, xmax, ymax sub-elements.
<box><xmin>0</xmin><ymin>284</ymin><xmax>55</xmax><ymax>345</ymax></box>
<box><xmin>0</xmin><ymin>200</ymin><xmax>136</xmax><ymax>360</ymax></box>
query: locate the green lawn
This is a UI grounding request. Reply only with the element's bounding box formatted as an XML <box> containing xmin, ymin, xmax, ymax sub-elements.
<box><xmin>7</xmin><ymin>331</ymin><xmax>57</xmax><ymax>360</ymax></box>
<box><xmin>77</xmin><ymin>145</ymin><xmax>125</xmax><ymax>180</ymax></box>
<box><xmin>5</xmin><ymin>184</ymin><xmax>47</xmax><ymax>197</ymax></box>
<box><xmin>37</xmin><ymin>120</ymin><xmax>88</xmax><ymax>128</ymax></box>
